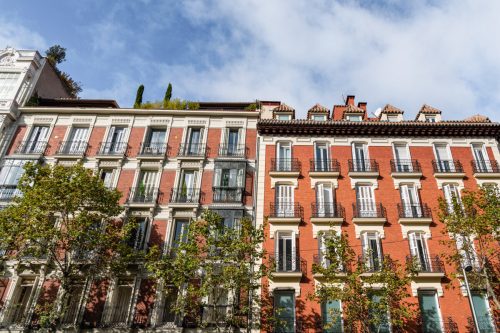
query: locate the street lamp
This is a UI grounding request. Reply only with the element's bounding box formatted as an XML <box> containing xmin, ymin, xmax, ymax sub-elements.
<box><xmin>462</xmin><ymin>257</ymin><xmax>481</xmax><ymax>333</ymax></box>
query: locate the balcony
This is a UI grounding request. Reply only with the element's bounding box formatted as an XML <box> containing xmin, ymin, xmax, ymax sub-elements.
<box><xmin>472</xmin><ymin>160</ymin><xmax>500</xmax><ymax>179</ymax></box>
<box><xmin>419</xmin><ymin>317</ymin><xmax>459</xmax><ymax>333</ymax></box>
<box><xmin>217</xmin><ymin>143</ymin><xmax>246</xmax><ymax>159</ymax></box>
<box><xmin>0</xmin><ymin>185</ymin><xmax>21</xmax><ymax>201</ymax></box>
<box><xmin>348</xmin><ymin>159</ymin><xmax>379</xmax><ymax>178</ymax></box>
<box><xmin>432</xmin><ymin>160</ymin><xmax>465</xmax><ymax>178</ymax></box>
<box><xmin>270</xmin><ymin>254</ymin><xmax>306</xmax><ymax>278</ymax></box>
<box><xmin>407</xmin><ymin>255</ymin><xmax>445</xmax><ymax>278</ymax></box>
<box><xmin>309</xmin><ymin>159</ymin><xmax>340</xmax><ymax>175</ymax></box>
<box><xmin>127</xmin><ymin>187</ymin><xmax>160</xmax><ymax>206</ymax></box>
<box><xmin>467</xmin><ymin>316</ymin><xmax>498</xmax><ymax>333</ymax></box>
<box><xmin>56</xmin><ymin>140</ymin><xmax>88</xmax><ymax>156</ymax></box>
<box><xmin>177</xmin><ymin>143</ymin><xmax>206</xmax><ymax>159</ymax></box>
<box><xmin>270</xmin><ymin>158</ymin><xmax>301</xmax><ymax>175</ymax></box>
<box><xmin>269</xmin><ymin>203</ymin><xmax>303</xmax><ymax>223</ymax></box>
<box><xmin>390</xmin><ymin>159</ymin><xmax>423</xmax><ymax>178</ymax></box>
<box><xmin>169</xmin><ymin>187</ymin><xmax>200</xmax><ymax>205</ymax></box>
<box><xmin>137</xmin><ymin>142</ymin><xmax>167</xmax><ymax>158</ymax></box>
<box><xmin>97</xmin><ymin>141</ymin><xmax>128</xmax><ymax>157</ymax></box>
<box><xmin>272</xmin><ymin>319</ymin><xmax>304</xmax><ymax>333</ymax></box>
<box><xmin>310</xmin><ymin>203</ymin><xmax>344</xmax><ymax>234</ymax></box>
<box><xmin>14</xmin><ymin>140</ymin><xmax>48</xmax><ymax>155</ymax></box>
<box><xmin>352</xmin><ymin>203</ymin><xmax>386</xmax><ymax>219</ymax></box>
<box><xmin>312</xmin><ymin>254</ymin><xmax>347</xmax><ymax>278</ymax></box>
<box><xmin>212</xmin><ymin>187</ymin><xmax>244</xmax><ymax>203</ymax></box>
<box><xmin>358</xmin><ymin>255</ymin><xmax>386</xmax><ymax>273</ymax></box>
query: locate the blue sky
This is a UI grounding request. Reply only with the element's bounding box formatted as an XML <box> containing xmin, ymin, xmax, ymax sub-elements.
<box><xmin>1</xmin><ymin>0</ymin><xmax>499</xmax><ymax>120</ymax></box>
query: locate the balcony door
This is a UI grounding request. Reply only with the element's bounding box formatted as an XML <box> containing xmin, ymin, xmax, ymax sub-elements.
<box><xmin>322</xmin><ymin>300</ymin><xmax>342</xmax><ymax>333</ymax></box>
<box><xmin>276</xmin><ymin>185</ymin><xmax>294</xmax><ymax>217</ymax></box>
<box><xmin>274</xmin><ymin>290</ymin><xmax>295</xmax><ymax>333</ymax></box>
<box><xmin>110</xmin><ymin>284</ymin><xmax>133</xmax><ymax>324</ymax></box>
<box><xmin>409</xmin><ymin>232</ymin><xmax>430</xmax><ymax>271</ymax></box>
<box><xmin>434</xmin><ymin>144</ymin><xmax>452</xmax><ymax>172</ymax></box>
<box><xmin>9</xmin><ymin>283</ymin><xmax>34</xmax><ymax>324</ymax></box>
<box><xmin>316</xmin><ymin>183</ymin><xmax>334</xmax><ymax>217</ymax></box>
<box><xmin>394</xmin><ymin>144</ymin><xmax>412</xmax><ymax>172</ymax></box>
<box><xmin>362</xmin><ymin>232</ymin><xmax>382</xmax><ymax>271</ymax></box>
<box><xmin>146</xmin><ymin>129</ymin><xmax>166</xmax><ymax>153</ymax></box>
<box><xmin>67</xmin><ymin>127</ymin><xmax>88</xmax><ymax>154</ymax></box>
<box><xmin>276</xmin><ymin>231</ymin><xmax>296</xmax><ymax>272</ymax></box>
<box><xmin>353</xmin><ymin>143</ymin><xmax>368</xmax><ymax>171</ymax></box>
<box><xmin>225</xmin><ymin>128</ymin><xmax>240</xmax><ymax>155</ymax></box>
<box><xmin>106</xmin><ymin>126</ymin><xmax>126</xmax><ymax>153</ymax></box>
<box><xmin>443</xmin><ymin>183</ymin><xmax>460</xmax><ymax>212</ymax></box>
<box><xmin>277</xmin><ymin>142</ymin><xmax>292</xmax><ymax>171</ymax></box>
<box><xmin>137</xmin><ymin>170</ymin><xmax>157</xmax><ymax>200</ymax></box>
<box><xmin>172</xmin><ymin>219</ymin><xmax>189</xmax><ymax>248</ymax></box>
<box><xmin>356</xmin><ymin>185</ymin><xmax>376</xmax><ymax>217</ymax></box>
<box><xmin>315</xmin><ymin>143</ymin><xmax>329</xmax><ymax>171</ymax></box>
<box><xmin>400</xmin><ymin>184</ymin><xmax>421</xmax><ymax>217</ymax></box>
<box><xmin>418</xmin><ymin>291</ymin><xmax>443</xmax><ymax>333</ymax></box>
<box><xmin>186</xmin><ymin>127</ymin><xmax>203</xmax><ymax>155</ymax></box>
<box><xmin>128</xmin><ymin>218</ymin><xmax>148</xmax><ymax>250</ymax></box>
<box><xmin>61</xmin><ymin>285</ymin><xmax>84</xmax><ymax>324</ymax></box>
<box><xmin>472</xmin><ymin>144</ymin><xmax>490</xmax><ymax>172</ymax></box>
<box><xmin>26</xmin><ymin>125</ymin><xmax>49</xmax><ymax>153</ymax></box>
<box><xmin>179</xmin><ymin>170</ymin><xmax>198</xmax><ymax>201</ymax></box>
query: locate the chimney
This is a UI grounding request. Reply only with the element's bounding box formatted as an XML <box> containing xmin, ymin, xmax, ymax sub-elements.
<box><xmin>346</xmin><ymin>95</ymin><xmax>355</xmax><ymax>106</ymax></box>
<box><xmin>358</xmin><ymin>102</ymin><xmax>367</xmax><ymax>112</ymax></box>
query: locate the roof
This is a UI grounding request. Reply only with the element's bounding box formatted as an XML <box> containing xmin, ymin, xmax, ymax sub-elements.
<box><xmin>37</xmin><ymin>98</ymin><xmax>119</xmax><ymax>108</ymax></box>
<box><xmin>463</xmin><ymin>114</ymin><xmax>491</xmax><ymax>123</ymax></box>
<box><xmin>197</xmin><ymin>101</ymin><xmax>257</xmax><ymax>110</ymax></box>
<box><xmin>273</xmin><ymin>103</ymin><xmax>295</xmax><ymax>112</ymax></box>
<box><xmin>418</xmin><ymin>104</ymin><xmax>442</xmax><ymax>114</ymax></box>
<box><xmin>307</xmin><ymin>103</ymin><xmax>330</xmax><ymax>119</ymax></box>
<box><xmin>381</xmin><ymin>104</ymin><xmax>403</xmax><ymax>114</ymax></box>
<box><xmin>343</xmin><ymin>104</ymin><xmax>364</xmax><ymax>114</ymax></box>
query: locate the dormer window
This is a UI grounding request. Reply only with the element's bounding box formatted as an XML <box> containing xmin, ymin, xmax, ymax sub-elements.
<box><xmin>277</xmin><ymin>114</ymin><xmax>292</xmax><ymax>121</ymax></box>
<box><xmin>387</xmin><ymin>115</ymin><xmax>399</xmax><ymax>122</ymax></box>
<box><xmin>346</xmin><ymin>115</ymin><xmax>362</xmax><ymax>122</ymax></box>
<box><xmin>426</xmin><ymin>116</ymin><xmax>436</xmax><ymax>123</ymax></box>
<box><xmin>312</xmin><ymin>114</ymin><xmax>327</xmax><ymax>121</ymax></box>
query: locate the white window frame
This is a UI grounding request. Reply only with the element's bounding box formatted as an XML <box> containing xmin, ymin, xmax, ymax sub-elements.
<box><xmin>275</xmin><ymin>230</ymin><xmax>297</xmax><ymax>272</ymax></box>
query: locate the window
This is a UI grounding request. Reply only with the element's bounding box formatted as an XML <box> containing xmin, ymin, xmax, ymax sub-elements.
<box><xmin>425</xmin><ymin>116</ymin><xmax>436</xmax><ymax>123</ymax></box>
<box><xmin>110</xmin><ymin>283</ymin><xmax>133</xmax><ymax>324</ymax></box>
<box><xmin>144</xmin><ymin>128</ymin><xmax>166</xmax><ymax>154</ymax></box>
<box><xmin>65</xmin><ymin>127</ymin><xmax>89</xmax><ymax>154</ymax></box>
<box><xmin>61</xmin><ymin>285</ymin><xmax>84</xmax><ymax>324</ymax></box>
<box><xmin>172</xmin><ymin>219</ymin><xmax>189</xmax><ymax>248</ymax></box>
<box><xmin>471</xmin><ymin>292</ymin><xmax>495</xmax><ymax>333</ymax></box>
<box><xmin>313</xmin><ymin>115</ymin><xmax>327</xmax><ymax>121</ymax></box>
<box><xmin>418</xmin><ymin>291</ymin><xmax>443</xmax><ymax>333</ymax></box>
<box><xmin>134</xmin><ymin>170</ymin><xmax>158</xmax><ymax>202</ymax></box>
<box><xmin>24</xmin><ymin>125</ymin><xmax>49</xmax><ymax>153</ymax></box>
<box><xmin>408</xmin><ymin>232</ymin><xmax>430</xmax><ymax>271</ymax></box>
<box><xmin>355</xmin><ymin>185</ymin><xmax>376</xmax><ymax>217</ymax></box>
<box><xmin>387</xmin><ymin>115</ymin><xmax>399</xmax><ymax>122</ymax></box>
<box><xmin>275</xmin><ymin>184</ymin><xmax>294</xmax><ymax>217</ymax></box>
<box><xmin>274</xmin><ymin>290</ymin><xmax>295</xmax><ymax>332</ymax></box>
<box><xmin>352</xmin><ymin>143</ymin><xmax>368</xmax><ymax>171</ymax></box>
<box><xmin>224</xmin><ymin>128</ymin><xmax>241</xmax><ymax>155</ymax></box>
<box><xmin>203</xmin><ymin>287</ymin><xmax>230</xmax><ymax>323</ymax></box>
<box><xmin>175</xmin><ymin>170</ymin><xmax>198</xmax><ymax>202</ymax></box>
<box><xmin>184</xmin><ymin>127</ymin><xmax>204</xmax><ymax>155</ymax></box>
<box><xmin>314</xmin><ymin>143</ymin><xmax>329</xmax><ymax>171</ymax></box>
<box><xmin>321</xmin><ymin>300</ymin><xmax>342</xmax><ymax>333</ymax></box>
<box><xmin>393</xmin><ymin>144</ymin><xmax>412</xmax><ymax>172</ymax></box>
<box><xmin>99</xmin><ymin>169</ymin><xmax>116</xmax><ymax>189</ymax></box>
<box><xmin>104</xmin><ymin>126</ymin><xmax>127</xmax><ymax>154</ymax></box>
<box><xmin>127</xmin><ymin>217</ymin><xmax>148</xmax><ymax>250</ymax></box>
<box><xmin>276</xmin><ymin>231</ymin><xmax>297</xmax><ymax>272</ymax></box>
<box><xmin>434</xmin><ymin>144</ymin><xmax>452</xmax><ymax>172</ymax></box>
<box><xmin>472</xmin><ymin>144</ymin><xmax>490</xmax><ymax>172</ymax></box>
<box><xmin>368</xmin><ymin>293</ymin><xmax>390</xmax><ymax>332</ymax></box>
<box><xmin>0</xmin><ymin>159</ymin><xmax>27</xmax><ymax>200</ymax></box>
<box><xmin>0</xmin><ymin>72</ymin><xmax>20</xmax><ymax>99</ymax></box>
<box><xmin>277</xmin><ymin>114</ymin><xmax>292</xmax><ymax>121</ymax></box>
<box><xmin>318</xmin><ymin>231</ymin><xmax>341</xmax><ymax>270</ymax></box>
<box><xmin>8</xmin><ymin>282</ymin><xmax>34</xmax><ymax>324</ymax></box>
<box><xmin>276</xmin><ymin>142</ymin><xmax>292</xmax><ymax>171</ymax></box>
<box><xmin>400</xmin><ymin>184</ymin><xmax>422</xmax><ymax>217</ymax></box>
<box><xmin>442</xmin><ymin>183</ymin><xmax>461</xmax><ymax>212</ymax></box>
<box><xmin>361</xmin><ymin>232</ymin><xmax>383</xmax><ymax>271</ymax></box>
<box><xmin>316</xmin><ymin>183</ymin><xmax>334</xmax><ymax>217</ymax></box>
<box><xmin>161</xmin><ymin>286</ymin><xmax>179</xmax><ymax>326</ymax></box>
<box><xmin>346</xmin><ymin>115</ymin><xmax>362</xmax><ymax>121</ymax></box>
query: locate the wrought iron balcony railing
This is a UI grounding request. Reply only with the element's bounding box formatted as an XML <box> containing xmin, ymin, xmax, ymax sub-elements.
<box><xmin>0</xmin><ymin>185</ymin><xmax>21</xmax><ymax>201</ymax></box>
<box><xmin>419</xmin><ymin>316</ymin><xmax>459</xmax><ymax>333</ymax></box>
<box><xmin>272</xmin><ymin>319</ymin><xmax>304</xmax><ymax>333</ymax></box>
<box><xmin>358</xmin><ymin>254</ymin><xmax>386</xmax><ymax>273</ymax></box>
<box><xmin>127</xmin><ymin>187</ymin><xmax>159</xmax><ymax>204</ymax></box>
<box><xmin>352</xmin><ymin>202</ymin><xmax>386</xmax><ymax>218</ymax></box>
<box><xmin>309</xmin><ymin>159</ymin><xmax>340</xmax><ymax>172</ymax></box>
<box><xmin>269</xmin><ymin>254</ymin><xmax>307</xmax><ymax>274</ymax></box>
<box><xmin>311</xmin><ymin>202</ymin><xmax>344</xmax><ymax>218</ymax></box>
<box><xmin>56</xmin><ymin>140</ymin><xmax>88</xmax><ymax>155</ymax></box>
<box><xmin>178</xmin><ymin>143</ymin><xmax>206</xmax><ymax>157</ymax></box>
<box><xmin>313</xmin><ymin>253</ymin><xmax>347</xmax><ymax>272</ymax></box>
<box><xmin>472</xmin><ymin>160</ymin><xmax>500</xmax><ymax>173</ymax></box>
<box><xmin>390</xmin><ymin>159</ymin><xmax>422</xmax><ymax>173</ymax></box>
<box><xmin>467</xmin><ymin>315</ymin><xmax>498</xmax><ymax>333</ymax></box>
<box><xmin>270</xmin><ymin>158</ymin><xmax>301</xmax><ymax>172</ymax></box>
<box><xmin>397</xmin><ymin>203</ymin><xmax>432</xmax><ymax>218</ymax></box>
<box><xmin>406</xmin><ymin>255</ymin><xmax>445</xmax><ymax>274</ymax></box>
<box><xmin>348</xmin><ymin>159</ymin><xmax>379</xmax><ymax>172</ymax></box>
<box><xmin>138</xmin><ymin>142</ymin><xmax>167</xmax><ymax>156</ymax></box>
<box><xmin>169</xmin><ymin>187</ymin><xmax>200</xmax><ymax>204</ymax></box>
<box><xmin>432</xmin><ymin>160</ymin><xmax>464</xmax><ymax>173</ymax></box>
<box><xmin>269</xmin><ymin>203</ymin><xmax>303</xmax><ymax>218</ymax></box>
<box><xmin>14</xmin><ymin>140</ymin><xmax>48</xmax><ymax>154</ymax></box>
<box><xmin>212</xmin><ymin>187</ymin><xmax>244</xmax><ymax>203</ymax></box>
<box><xmin>218</xmin><ymin>143</ymin><xmax>246</xmax><ymax>158</ymax></box>
<box><xmin>97</xmin><ymin>141</ymin><xmax>128</xmax><ymax>155</ymax></box>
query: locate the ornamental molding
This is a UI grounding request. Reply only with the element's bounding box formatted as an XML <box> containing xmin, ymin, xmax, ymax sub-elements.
<box><xmin>111</xmin><ymin>118</ymin><xmax>131</xmax><ymax>125</ymax></box>
<box><xmin>188</xmin><ymin>119</ymin><xmax>207</xmax><ymax>126</ymax></box>
<box><xmin>0</xmin><ymin>47</ymin><xmax>19</xmax><ymax>66</ymax></box>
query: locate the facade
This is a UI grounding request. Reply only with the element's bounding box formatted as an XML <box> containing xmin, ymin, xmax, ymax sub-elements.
<box><xmin>0</xmin><ymin>99</ymin><xmax>259</xmax><ymax>330</ymax></box>
<box><xmin>256</xmin><ymin>96</ymin><xmax>500</xmax><ymax>332</ymax></box>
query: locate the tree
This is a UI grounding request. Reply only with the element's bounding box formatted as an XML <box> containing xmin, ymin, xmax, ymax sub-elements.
<box><xmin>163</xmin><ymin>83</ymin><xmax>172</xmax><ymax>108</ymax></box>
<box><xmin>45</xmin><ymin>45</ymin><xmax>66</xmax><ymax>65</ymax></box>
<box><xmin>311</xmin><ymin>231</ymin><xmax>415</xmax><ymax>332</ymax></box>
<box><xmin>0</xmin><ymin>163</ymin><xmax>136</xmax><ymax>329</ymax></box>
<box><xmin>438</xmin><ymin>186</ymin><xmax>500</xmax><ymax>311</ymax></box>
<box><xmin>146</xmin><ymin>210</ymin><xmax>269</xmax><ymax>332</ymax></box>
<box><xmin>134</xmin><ymin>84</ymin><xmax>145</xmax><ymax>108</ymax></box>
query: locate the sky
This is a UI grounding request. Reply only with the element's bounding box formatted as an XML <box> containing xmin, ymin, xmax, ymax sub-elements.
<box><xmin>1</xmin><ymin>0</ymin><xmax>499</xmax><ymax>120</ymax></box>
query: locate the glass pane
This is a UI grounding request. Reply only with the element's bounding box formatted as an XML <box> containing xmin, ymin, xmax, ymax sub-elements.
<box><xmin>472</xmin><ymin>293</ymin><xmax>495</xmax><ymax>332</ymax></box>
<box><xmin>275</xmin><ymin>291</ymin><xmax>295</xmax><ymax>332</ymax></box>
<box><xmin>322</xmin><ymin>300</ymin><xmax>342</xmax><ymax>332</ymax></box>
<box><xmin>419</xmin><ymin>293</ymin><xmax>442</xmax><ymax>333</ymax></box>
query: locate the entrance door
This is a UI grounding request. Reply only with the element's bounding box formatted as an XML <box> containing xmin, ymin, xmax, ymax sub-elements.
<box><xmin>274</xmin><ymin>291</ymin><xmax>295</xmax><ymax>333</ymax></box>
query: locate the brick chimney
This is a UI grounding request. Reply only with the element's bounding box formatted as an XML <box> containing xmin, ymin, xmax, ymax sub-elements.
<box><xmin>358</xmin><ymin>102</ymin><xmax>367</xmax><ymax>112</ymax></box>
<box><xmin>346</xmin><ymin>95</ymin><xmax>355</xmax><ymax>106</ymax></box>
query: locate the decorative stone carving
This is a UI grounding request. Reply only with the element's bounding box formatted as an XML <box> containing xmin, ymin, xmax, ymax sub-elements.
<box><xmin>0</xmin><ymin>47</ymin><xmax>19</xmax><ymax>66</ymax></box>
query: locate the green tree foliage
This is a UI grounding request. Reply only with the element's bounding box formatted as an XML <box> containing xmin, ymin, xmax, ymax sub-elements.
<box><xmin>163</xmin><ymin>83</ymin><xmax>172</xmax><ymax>108</ymax></box>
<box><xmin>141</xmin><ymin>98</ymin><xmax>200</xmax><ymax>110</ymax></box>
<box><xmin>0</xmin><ymin>163</ymin><xmax>136</xmax><ymax>329</ymax></box>
<box><xmin>311</xmin><ymin>231</ymin><xmax>415</xmax><ymax>332</ymax></box>
<box><xmin>438</xmin><ymin>186</ymin><xmax>500</xmax><ymax>310</ymax></box>
<box><xmin>134</xmin><ymin>84</ymin><xmax>145</xmax><ymax>108</ymax></box>
<box><xmin>45</xmin><ymin>44</ymin><xmax>66</xmax><ymax>65</ymax></box>
<box><xmin>44</xmin><ymin>45</ymin><xmax>82</xmax><ymax>98</ymax></box>
<box><xmin>146</xmin><ymin>210</ymin><xmax>268</xmax><ymax>332</ymax></box>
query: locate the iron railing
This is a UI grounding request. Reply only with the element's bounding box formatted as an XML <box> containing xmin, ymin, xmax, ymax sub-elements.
<box><xmin>313</xmin><ymin>254</ymin><xmax>347</xmax><ymax>272</ymax></box>
<box><xmin>272</xmin><ymin>319</ymin><xmax>304</xmax><ymax>333</ymax></box>
<box><xmin>419</xmin><ymin>317</ymin><xmax>459</xmax><ymax>333</ymax></box>
<box><xmin>406</xmin><ymin>255</ymin><xmax>445</xmax><ymax>274</ymax></box>
<box><xmin>56</xmin><ymin>140</ymin><xmax>88</xmax><ymax>155</ymax></box>
<box><xmin>432</xmin><ymin>160</ymin><xmax>464</xmax><ymax>173</ymax></box>
<box><xmin>127</xmin><ymin>187</ymin><xmax>159</xmax><ymax>204</ymax></box>
<box><xmin>0</xmin><ymin>185</ymin><xmax>21</xmax><ymax>201</ymax></box>
<box><xmin>269</xmin><ymin>254</ymin><xmax>306</xmax><ymax>274</ymax></box>
<box><xmin>467</xmin><ymin>316</ymin><xmax>498</xmax><ymax>333</ymax></box>
<box><xmin>218</xmin><ymin>143</ymin><xmax>246</xmax><ymax>158</ymax></box>
<box><xmin>348</xmin><ymin>159</ymin><xmax>379</xmax><ymax>172</ymax></box>
<box><xmin>311</xmin><ymin>202</ymin><xmax>344</xmax><ymax>218</ymax></box>
<box><xmin>472</xmin><ymin>160</ymin><xmax>500</xmax><ymax>173</ymax></box>
<box><xmin>104</xmin><ymin>305</ymin><xmax>131</xmax><ymax>326</ymax></box>
<box><xmin>390</xmin><ymin>159</ymin><xmax>421</xmax><ymax>173</ymax></box>
<box><xmin>270</xmin><ymin>158</ymin><xmax>301</xmax><ymax>172</ymax></box>
<box><xmin>169</xmin><ymin>187</ymin><xmax>200</xmax><ymax>203</ymax></box>
<box><xmin>358</xmin><ymin>255</ymin><xmax>385</xmax><ymax>273</ymax></box>
<box><xmin>138</xmin><ymin>142</ymin><xmax>167</xmax><ymax>156</ymax></box>
<box><xmin>309</xmin><ymin>159</ymin><xmax>340</xmax><ymax>172</ymax></box>
<box><xmin>97</xmin><ymin>141</ymin><xmax>128</xmax><ymax>155</ymax></box>
<box><xmin>269</xmin><ymin>203</ymin><xmax>303</xmax><ymax>218</ymax></box>
<box><xmin>397</xmin><ymin>203</ymin><xmax>432</xmax><ymax>218</ymax></box>
<box><xmin>178</xmin><ymin>143</ymin><xmax>206</xmax><ymax>157</ymax></box>
<box><xmin>212</xmin><ymin>187</ymin><xmax>244</xmax><ymax>203</ymax></box>
<box><xmin>352</xmin><ymin>203</ymin><xmax>386</xmax><ymax>218</ymax></box>
<box><xmin>14</xmin><ymin>140</ymin><xmax>48</xmax><ymax>154</ymax></box>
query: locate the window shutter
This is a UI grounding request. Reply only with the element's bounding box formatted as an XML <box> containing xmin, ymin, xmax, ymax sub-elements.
<box><xmin>214</xmin><ymin>168</ymin><xmax>221</xmax><ymax>187</ymax></box>
<box><xmin>408</xmin><ymin>233</ymin><xmax>418</xmax><ymax>257</ymax></box>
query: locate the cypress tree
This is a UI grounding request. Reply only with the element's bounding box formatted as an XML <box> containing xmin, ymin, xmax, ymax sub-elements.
<box><xmin>134</xmin><ymin>84</ymin><xmax>144</xmax><ymax>108</ymax></box>
<box><xmin>163</xmin><ymin>83</ymin><xmax>172</xmax><ymax>108</ymax></box>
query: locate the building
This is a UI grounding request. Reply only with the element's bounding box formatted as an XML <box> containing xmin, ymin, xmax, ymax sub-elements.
<box><xmin>256</xmin><ymin>96</ymin><xmax>500</xmax><ymax>332</ymax></box>
<box><xmin>0</xmin><ymin>99</ymin><xmax>259</xmax><ymax>330</ymax></box>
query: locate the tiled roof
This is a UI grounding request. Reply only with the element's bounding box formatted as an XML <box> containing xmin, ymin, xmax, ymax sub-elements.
<box><xmin>463</xmin><ymin>114</ymin><xmax>491</xmax><ymax>123</ymax></box>
<box><xmin>273</xmin><ymin>103</ymin><xmax>295</xmax><ymax>112</ymax></box>
<box><xmin>308</xmin><ymin>103</ymin><xmax>329</xmax><ymax>113</ymax></box>
<box><xmin>419</xmin><ymin>104</ymin><xmax>442</xmax><ymax>114</ymax></box>
<box><xmin>343</xmin><ymin>104</ymin><xmax>364</xmax><ymax>113</ymax></box>
<box><xmin>381</xmin><ymin>104</ymin><xmax>403</xmax><ymax>114</ymax></box>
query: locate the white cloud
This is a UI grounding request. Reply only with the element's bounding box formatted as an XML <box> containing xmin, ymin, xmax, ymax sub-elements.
<box><xmin>0</xmin><ymin>18</ymin><xmax>46</xmax><ymax>51</ymax></box>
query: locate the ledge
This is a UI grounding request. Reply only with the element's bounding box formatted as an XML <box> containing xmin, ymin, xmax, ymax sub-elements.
<box><xmin>398</xmin><ymin>217</ymin><xmax>433</xmax><ymax>225</ymax></box>
<box><xmin>391</xmin><ymin>172</ymin><xmax>423</xmax><ymax>178</ymax></box>
<box><xmin>176</xmin><ymin>155</ymin><xmax>205</xmax><ymax>161</ymax></box>
<box><xmin>268</xmin><ymin>217</ymin><xmax>301</xmax><ymax>224</ymax></box>
<box><xmin>272</xmin><ymin>272</ymin><xmax>303</xmax><ymax>279</ymax></box>
<box><xmin>310</xmin><ymin>217</ymin><xmax>344</xmax><ymax>224</ymax></box>
<box><xmin>348</xmin><ymin>171</ymin><xmax>379</xmax><ymax>178</ymax></box>
<box><xmin>269</xmin><ymin>171</ymin><xmax>300</xmax><ymax>178</ymax></box>
<box><xmin>352</xmin><ymin>217</ymin><xmax>387</xmax><ymax>224</ymax></box>
<box><xmin>309</xmin><ymin>171</ymin><xmax>340</xmax><ymax>178</ymax></box>
<box><xmin>413</xmin><ymin>272</ymin><xmax>445</xmax><ymax>279</ymax></box>
<box><xmin>433</xmin><ymin>172</ymin><xmax>466</xmax><ymax>179</ymax></box>
<box><xmin>473</xmin><ymin>172</ymin><xmax>500</xmax><ymax>179</ymax></box>
<box><xmin>136</xmin><ymin>154</ymin><xmax>166</xmax><ymax>160</ymax></box>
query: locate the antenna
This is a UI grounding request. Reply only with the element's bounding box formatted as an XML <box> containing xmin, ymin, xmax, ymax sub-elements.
<box><xmin>373</xmin><ymin>107</ymin><xmax>382</xmax><ymax>118</ymax></box>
